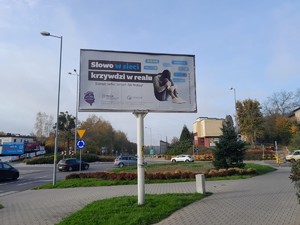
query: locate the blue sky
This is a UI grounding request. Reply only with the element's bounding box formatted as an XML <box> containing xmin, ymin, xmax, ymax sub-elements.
<box><xmin>1</xmin><ymin>0</ymin><xmax>299</xmax><ymax>145</ymax></box>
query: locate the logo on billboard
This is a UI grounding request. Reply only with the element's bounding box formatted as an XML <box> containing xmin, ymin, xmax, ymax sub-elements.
<box><xmin>84</xmin><ymin>91</ymin><xmax>95</xmax><ymax>106</ymax></box>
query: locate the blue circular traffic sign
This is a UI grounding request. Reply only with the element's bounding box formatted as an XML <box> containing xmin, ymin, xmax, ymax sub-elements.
<box><xmin>76</xmin><ymin>139</ymin><xmax>86</xmax><ymax>149</ymax></box>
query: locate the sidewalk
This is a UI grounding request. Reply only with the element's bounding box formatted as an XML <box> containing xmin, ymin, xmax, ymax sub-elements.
<box><xmin>0</xmin><ymin>166</ymin><xmax>299</xmax><ymax>225</ymax></box>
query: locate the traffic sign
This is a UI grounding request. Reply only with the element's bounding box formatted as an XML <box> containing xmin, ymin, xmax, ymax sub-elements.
<box><xmin>77</xmin><ymin>129</ymin><xmax>86</xmax><ymax>139</ymax></box>
<box><xmin>76</xmin><ymin>139</ymin><xmax>86</xmax><ymax>149</ymax></box>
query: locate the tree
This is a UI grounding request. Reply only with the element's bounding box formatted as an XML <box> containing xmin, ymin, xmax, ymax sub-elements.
<box><xmin>274</xmin><ymin>116</ymin><xmax>293</xmax><ymax>145</ymax></box>
<box><xmin>260</xmin><ymin>114</ymin><xmax>298</xmax><ymax>146</ymax></box>
<box><xmin>289</xmin><ymin>160</ymin><xmax>300</xmax><ymax>203</ymax></box>
<box><xmin>57</xmin><ymin>112</ymin><xmax>76</xmax><ymax>150</ymax></box>
<box><xmin>166</xmin><ymin>126</ymin><xmax>193</xmax><ymax>155</ymax></box>
<box><xmin>236</xmin><ymin>99</ymin><xmax>264</xmax><ymax>145</ymax></box>
<box><xmin>34</xmin><ymin>112</ymin><xmax>54</xmax><ymax>143</ymax></box>
<box><xmin>213</xmin><ymin>115</ymin><xmax>245</xmax><ymax>169</ymax></box>
<box><xmin>79</xmin><ymin>115</ymin><xmax>136</xmax><ymax>155</ymax></box>
<box><xmin>179</xmin><ymin>125</ymin><xmax>193</xmax><ymax>142</ymax></box>
<box><xmin>263</xmin><ymin>90</ymin><xmax>299</xmax><ymax>116</ymax></box>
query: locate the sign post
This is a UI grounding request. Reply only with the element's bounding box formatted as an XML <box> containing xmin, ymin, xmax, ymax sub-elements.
<box><xmin>134</xmin><ymin>111</ymin><xmax>147</xmax><ymax>205</ymax></box>
<box><xmin>77</xmin><ymin>129</ymin><xmax>86</xmax><ymax>171</ymax></box>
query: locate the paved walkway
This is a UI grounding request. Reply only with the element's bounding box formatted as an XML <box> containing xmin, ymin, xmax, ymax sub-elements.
<box><xmin>0</xmin><ymin>165</ymin><xmax>299</xmax><ymax>225</ymax></box>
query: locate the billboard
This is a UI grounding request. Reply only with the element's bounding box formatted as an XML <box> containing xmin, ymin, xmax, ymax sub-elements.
<box><xmin>79</xmin><ymin>50</ymin><xmax>197</xmax><ymax>112</ymax></box>
<box><xmin>1</xmin><ymin>142</ymin><xmax>24</xmax><ymax>155</ymax></box>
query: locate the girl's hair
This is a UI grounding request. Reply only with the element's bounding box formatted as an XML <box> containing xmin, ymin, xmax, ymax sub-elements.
<box><xmin>161</xmin><ymin>70</ymin><xmax>171</xmax><ymax>80</ymax></box>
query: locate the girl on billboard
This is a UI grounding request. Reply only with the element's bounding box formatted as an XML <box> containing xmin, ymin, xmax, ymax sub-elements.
<box><xmin>153</xmin><ymin>69</ymin><xmax>185</xmax><ymax>104</ymax></box>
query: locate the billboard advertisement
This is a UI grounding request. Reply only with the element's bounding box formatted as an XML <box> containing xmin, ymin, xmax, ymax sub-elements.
<box><xmin>79</xmin><ymin>50</ymin><xmax>197</xmax><ymax>112</ymax></box>
<box><xmin>1</xmin><ymin>142</ymin><xmax>24</xmax><ymax>155</ymax></box>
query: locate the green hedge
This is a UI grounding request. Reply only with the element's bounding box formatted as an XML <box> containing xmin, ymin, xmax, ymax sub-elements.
<box><xmin>65</xmin><ymin>167</ymin><xmax>257</xmax><ymax>180</ymax></box>
<box><xmin>25</xmin><ymin>154</ymin><xmax>114</xmax><ymax>164</ymax></box>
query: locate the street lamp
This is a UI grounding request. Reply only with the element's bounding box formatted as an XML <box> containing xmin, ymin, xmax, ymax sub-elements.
<box><xmin>41</xmin><ymin>31</ymin><xmax>63</xmax><ymax>185</ymax></box>
<box><xmin>230</xmin><ymin>87</ymin><xmax>239</xmax><ymax>134</ymax></box>
<box><xmin>68</xmin><ymin>69</ymin><xmax>79</xmax><ymax>155</ymax></box>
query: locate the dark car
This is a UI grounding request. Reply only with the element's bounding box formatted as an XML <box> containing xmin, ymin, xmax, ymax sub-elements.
<box><xmin>0</xmin><ymin>162</ymin><xmax>19</xmax><ymax>180</ymax></box>
<box><xmin>57</xmin><ymin>158</ymin><xmax>89</xmax><ymax>172</ymax></box>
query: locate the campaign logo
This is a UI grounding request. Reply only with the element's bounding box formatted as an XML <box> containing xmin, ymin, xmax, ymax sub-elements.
<box><xmin>84</xmin><ymin>91</ymin><xmax>95</xmax><ymax>106</ymax></box>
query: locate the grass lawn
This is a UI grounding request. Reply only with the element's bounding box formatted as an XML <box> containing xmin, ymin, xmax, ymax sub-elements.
<box><xmin>57</xmin><ymin>193</ymin><xmax>211</xmax><ymax>225</ymax></box>
<box><xmin>112</xmin><ymin>161</ymin><xmax>215</xmax><ymax>173</ymax></box>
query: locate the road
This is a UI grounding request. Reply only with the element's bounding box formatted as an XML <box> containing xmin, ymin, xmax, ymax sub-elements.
<box><xmin>0</xmin><ymin>158</ymin><xmax>168</xmax><ymax>197</ymax></box>
<box><xmin>0</xmin><ymin>161</ymin><xmax>116</xmax><ymax>197</ymax></box>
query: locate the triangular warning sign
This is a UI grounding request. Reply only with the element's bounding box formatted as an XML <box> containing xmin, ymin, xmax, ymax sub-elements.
<box><xmin>77</xmin><ymin>129</ymin><xmax>86</xmax><ymax>138</ymax></box>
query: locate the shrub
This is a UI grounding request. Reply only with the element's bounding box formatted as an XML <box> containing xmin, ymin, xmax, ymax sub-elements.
<box><xmin>65</xmin><ymin>167</ymin><xmax>258</xmax><ymax>181</ymax></box>
<box><xmin>25</xmin><ymin>153</ymin><xmax>112</xmax><ymax>165</ymax></box>
<box><xmin>289</xmin><ymin>160</ymin><xmax>300</xmax><ymax>203</ymax></box>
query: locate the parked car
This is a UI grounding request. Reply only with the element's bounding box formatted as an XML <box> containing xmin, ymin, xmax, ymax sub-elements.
<box><xmin>57</xmin><ymin>158</ymin><xmax>89</xmax><ymax>172</ymax></box>
<box><xmin>0</xmin><ymin>162</ymin><xmax>19</xmax><ymax>180</ymax></box>
<box><xmin>114</xmin><ymin>155</ymin><xmax>147</xmax><ymax>168</ymax></box>
<box><xmin>171</xmin><ymin>154</ymin><xmax>194</xmax><ymax>163</ymax></box>
<box><xmin>285</xmin><ymin>150</ymin><xmax>300</xmax><ymax>162</ymax></box>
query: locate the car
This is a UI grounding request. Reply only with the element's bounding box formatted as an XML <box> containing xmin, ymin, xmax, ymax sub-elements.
<box><xmin>57</xmin><ymin>158</ymin><xmax>89</xmax><ymax>172</ymax></box>
<box><xmin>285</xmin><ymin>150</ymin><xmax>300</xmax><ymax>162</ymax></box>
<box><xmin>114</xmin><ymin>155</ymin><xmax>147</xmax><ymax>168</ymax></box>
<box><xmin>0</xmin><ymin>162</ymin><xmax>19</xmax><ymax>180</ymax></box>
<box><xmin>171</xmin><ymin>154</ymin><xmax>194</xmax><ymax>163</ymax></box>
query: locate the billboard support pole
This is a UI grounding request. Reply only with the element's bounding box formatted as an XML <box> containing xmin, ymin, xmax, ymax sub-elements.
<box><xmin>134</xmin><ymin>111</ymin><xmax>147</xmax><ymax>205</ymax></box>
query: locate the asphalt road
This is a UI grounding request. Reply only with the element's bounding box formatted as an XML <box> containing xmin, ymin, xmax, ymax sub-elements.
<box><xmin>0</xmin><ymin>161</ymin><xmax>116</xmax><ymax>197</ymax></box>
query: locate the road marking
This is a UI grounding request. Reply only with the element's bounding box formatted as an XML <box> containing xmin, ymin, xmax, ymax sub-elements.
<box><xmin>0</xmin><ymin>191</ymin><xmax>18</xmax><ymax>197</ymax></box>
<box><xmin>17</xmin><ymin>179</ymin><xmax>52</xmax><ymax>186</ymax></box>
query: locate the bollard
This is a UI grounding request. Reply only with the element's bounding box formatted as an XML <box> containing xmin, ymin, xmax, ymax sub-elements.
<box><xmin>196</xmin><ymin>174</ymin><xmax>206</xmax><ymax>194</ymax></box>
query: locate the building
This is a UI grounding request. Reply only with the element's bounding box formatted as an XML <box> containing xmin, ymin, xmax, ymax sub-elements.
<box><xmin>290</xmin><ymin>107</ymin><xmax>300</xmax><ymax>122</ymax></box>
<box><xmin>0</xmin><ymin>133</ymin><xmax>45</xmax><ymax>160</ymax></box>
<box><xmin>0</xmin><ymin>134</ymin><xmax>34</xmax><ymax>145</ymax></box>
<box><xmin>193</xmin><ymin>117</ymin><xmax>224</xmax><ymax>148</ymax></box>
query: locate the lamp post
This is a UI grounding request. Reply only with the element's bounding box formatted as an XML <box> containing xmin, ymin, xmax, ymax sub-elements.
<box><xmin>41</xmin><ymin>31</ymin><xmax>63</xmax><ymax>186</ymax></box>
<box><xmin>68</xmin><ymin>69</ymin><xmax>79</xmax><ymax>155</ymax></box>
<box><xmin>230</xmin><ymin>87</ymin><xmax>239</xmax><ymax>135</ymax></box>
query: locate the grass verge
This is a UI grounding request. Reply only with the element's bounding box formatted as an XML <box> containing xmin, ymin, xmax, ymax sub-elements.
<box><xmin>57</xmin><ymin>193</ymin><xmax>211</xmax><ymax>225</ymax></box>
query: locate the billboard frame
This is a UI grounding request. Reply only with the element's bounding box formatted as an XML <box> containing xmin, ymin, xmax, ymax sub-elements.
<box><xmin>79</xmin><ymin>49</ymin><xmax>197</xmax><ymax>113</ymax></box>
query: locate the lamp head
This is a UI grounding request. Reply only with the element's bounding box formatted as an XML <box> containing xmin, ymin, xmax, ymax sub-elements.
<box><xmin>40</xmin><ymin>31</ymin><xmax>50</xmax><ymax>36</ymax></box>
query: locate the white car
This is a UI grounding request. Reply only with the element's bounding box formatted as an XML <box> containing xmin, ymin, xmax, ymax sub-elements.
<box><xmin>171</xmin><ymin>154</ymin><xmax>194</xmax><ymax>163</ymax></box>
<box><xmin>285</xmin><ymin>150</ymin><xmax>300</xmax><ymax>162</ymax></box>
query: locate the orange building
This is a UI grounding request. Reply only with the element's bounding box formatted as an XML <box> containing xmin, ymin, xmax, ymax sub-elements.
<box><xmin>193</xmin><ymin>117</ymin><xmax>224</xmax><ymax>148</ymax></box>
